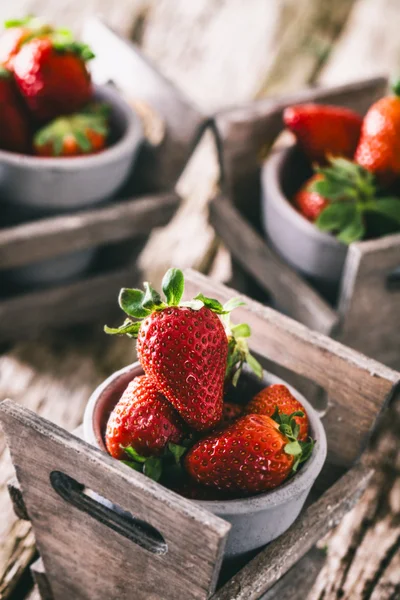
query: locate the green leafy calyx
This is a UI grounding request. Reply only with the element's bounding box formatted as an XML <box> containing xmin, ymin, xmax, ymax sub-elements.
<box><xmin>271</xmin><ymin>407</ymin><xmax>315</xmax><ymax>472</ymax></box>
<box><xmin>310</xmin><ymin>157</ymin><xmax>400</xmax><ymax>244</ymax></box>
<box><xmin>224</xmin><ymin>306</ymin><xmax>263</xmax><ymax>386</ymax></box>
<box><xmin>121</xmin><ymin>442</ymin><xmax>188</xmax><ymax>482</ymax></box>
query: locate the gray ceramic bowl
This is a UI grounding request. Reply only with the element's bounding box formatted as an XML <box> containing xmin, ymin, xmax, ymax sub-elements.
<box><xmin>0</xmin><ymin>84</ymin><xmax>143</xmax><ymax>213</ymax></box>
<box><xmin>84</xmin><ymin>361</ymin><xmax>327</xmax><ymax>558</ymax></box>
<box><xmin>261</xmin><ymin>144</ymin><xmax>348</xmax><ymax>286</ymax></box>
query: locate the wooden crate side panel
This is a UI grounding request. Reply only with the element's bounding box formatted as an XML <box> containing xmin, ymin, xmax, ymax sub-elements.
<box><xmin>338</xmin><ymin>233</ymin><xmax>400</xmax><ymax>370</ymax></box>
<box><xmin>184</xmin><ymin>270</ymin><xmax>399</xmax><ymax>470</ymax></box>
<box><xmin>0</xmin><ymin>401</ymin><xmax>229</xmax><ymax>600</ymax></box>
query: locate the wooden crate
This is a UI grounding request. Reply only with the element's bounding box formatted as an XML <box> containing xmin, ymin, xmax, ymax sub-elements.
<box><xmin>209</xmin><ymin>76</ymin><xmax>400</xmax><ymax>370</ymax></box>
<box><xmin>0</xmin><ymin>18</ymin><xmax>205</xmax><ymax>344</ymax></box>
<box><xmin>1</xmin><ymin>270</ymin><xmax>399</xmax><ymax>600</ymax></box>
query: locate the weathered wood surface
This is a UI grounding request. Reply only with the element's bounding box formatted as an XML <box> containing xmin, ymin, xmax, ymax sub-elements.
<box><xmin>0</xmin><ymin>400</ymin><xmax>230</xmax><ymax>600</ymax></box>
<box><xmin>0</xmin><ymin>193</ymin><xmax>179</xmax><ymax>269</ymax></box>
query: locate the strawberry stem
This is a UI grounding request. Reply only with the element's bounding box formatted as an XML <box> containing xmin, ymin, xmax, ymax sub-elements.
<box><xmin>272</xmin><ymin>408</ymin><xmax>315</xmax><ymax>472</ymax></box>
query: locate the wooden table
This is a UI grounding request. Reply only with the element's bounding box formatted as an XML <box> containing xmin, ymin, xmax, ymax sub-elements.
<box><xmin>0</xmin><ymin>1</ymin><xmax>399</xmax><ymax>598</ymax></box>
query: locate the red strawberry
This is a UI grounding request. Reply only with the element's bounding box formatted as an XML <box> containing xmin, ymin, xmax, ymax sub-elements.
<box><xmin>33</xmin><ymin>103</ymin><xmax>109</xmax><ymax>157</ymax></box>
<box><xmin>221</xmin><ymin>401</ymin><xmax>243</xmax><ymax>426</ymax></box>
<box><xmin>0</xmin><ymin>17</ymin><xmax>52</xmax><ymax>68</ymax></box>
<box><xmin>355</xmin><ymin>82</ymin><xmax>400</xmax><ymax>186</ymax></box>
<box><xmin>105</xmin><ymin>268</ymin><xmax>261</xmax><ymax>431</ymax></box>
<box><xmin>105</xmin><ymin>375</ymin><xmax>184</xmax><ymax>460</ymax></box>
<box><xmin>13</xmin><ymin>35</ymin><xmax>93</xmax><ymax>121</ymax></box>
<box><xmin>294</xmin><ymin>174</ymin><xmax>329</xmax><ymax>222</ymax></box>
<box><xmin>284</xmin><ymin>104</ymin><xmax>362</xmax><ymax>164</ymax></box>
<box><xmin>185</xmin><ymin>414</ymin><xmax>313</xmax><ymax>494</ymax></box>
<box><xmin>246</xmin><ymin>384</ymin><xmax>309</xmax><ymax>442</ymax></box>
<box><xmin>0</xmin><ymin>67</ymin><xmax>30</xmax><ymax>153</ymax></box>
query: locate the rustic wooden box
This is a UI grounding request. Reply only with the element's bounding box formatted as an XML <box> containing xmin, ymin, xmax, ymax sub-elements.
<box><xmin>0</xmin><ymin>18</ymin><xmax>205</xmax><ymax>344</ymax></box>
<box><xmin>209</xmin><ymin>76</ymin><xmax>400</xmax><ymax>370</ymax></box>
<box><xmin>2</xmin><ymin>270</ymin><xmax>399</xmax><ymax>600</ymax></box>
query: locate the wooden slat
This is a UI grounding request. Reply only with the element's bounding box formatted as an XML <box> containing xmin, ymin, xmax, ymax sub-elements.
<box><xmin>183</xmin><ymin>270</ymin><xmax>399</xmax><ymax>471</ymax></box>
<box><xmin>209</xmin><ymin>195</ymin><xmax>338</xmax><ymax>335</ymax></box>
<box><xmin>0</xmin><ymin>401</ymin><xmax>230</xmax><ymax>600</ymax></box>
<box><xmin>31</xmin><ymin>559</ymin><xmax>53</xmax><ymax>600</ymax></box>
<box><xmin>7</xmin><ymin>478</ymin><xmax>29</xmax><ymax>521</ymax></box>
<box><xmin>0</xmin><ymin>193</ymin><xmax>180</xmax><ymax>269</ymax></box>
<box><xmin>338</xmin><ymin>233</ymin><xmax>400</xmax><ymax>370</ymax></box>
<box><xmin>211</xmin><ymin>463</ymin><xmax>373</xmax><ymax>600</ymax></box>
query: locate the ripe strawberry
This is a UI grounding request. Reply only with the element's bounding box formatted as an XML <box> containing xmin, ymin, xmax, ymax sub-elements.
<box><xmin>221</xmin><ymin>401</ymin><xmax>243</xmax><ymax>426</ymax></box>
<box><xmin>33</xmin><ymin>103</ymin><xmax>109</xmax><ymax>157</ymax></box>
<box><xmin>284</xmin><ymin>104</ymin><xmax>362</xmax><ymax>164</ymax></box>
<box><xmin>355</xmin><ymin>82</ymin><xmax>400</xmax><ymax>186</ymax></box>
<box><xmin>185</xmin><ymin>414</ymin><xmax>313</xmax><ymax>494</ymax></box>
<box><xmin>105</xmin><ymin>268</ymin><xmax>261</xmax><ymax>431</ymax></box>
<box><xmin>105</xmin><ymin>375</ymin><xmax>184</xmax><ymax>460</ymax></box>
<box><xmin>246</xmin><ymin>384</ymin><xmax>309</xmax><ymax>442</ymax></box>
<box><xmin>0</xmin><ymin>67</ymin><xmax>30</xmax><ymax>153</ymax></box>
<box><xmin>0</xmin><ymin>16</ymin><xmax>52</xmax><ymax>68</ymax></box>
<box><xmin>13</xmin><ymin>35</ymin><xmax>93</xmax><ymax>121</ymax></box>
<box><xmin>294</xmin><ymin>174</ymin><xmax>329</xmax><ymax>221</ymax></box>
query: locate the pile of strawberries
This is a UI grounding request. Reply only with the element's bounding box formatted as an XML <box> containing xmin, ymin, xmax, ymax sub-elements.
<box><xmin>284</xmin><ymin>84</ymin><xmax>400</xmax><ymax>243</ymax></box>
<box><xmin>104</xmin><ymin>268</ymin><xmax>314</xmax><ymax>498</ymax></box>
<box><xmin>0</xmin><ymin>16</ymin><xmax>109</xmax><ymax>157</ymax></box>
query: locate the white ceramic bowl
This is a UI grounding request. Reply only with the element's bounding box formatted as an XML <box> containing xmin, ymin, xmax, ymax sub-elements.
<box><xmin>261</xmin><ymin>144</ymin><xmax>348</xmax><ymax>286</ymax></box>
<box><xmin>84</xmin><ymin>361</ymin><xmax>327</xmax><ymax>558</ymax></box>
<box><xmin>0</xmin><ymin>84</ymin><xmax>143</xmax><ymax>213</ymax></box>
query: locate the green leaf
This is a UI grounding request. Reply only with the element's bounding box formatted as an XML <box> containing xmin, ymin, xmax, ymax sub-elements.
<box><xmin>293</xmin><ymin>422</ymin><xmax>300</xmax><ymax>439</ymax></box>
<box><xmin>119</xmin><ymin>288</ymin><xmax>151</xmax><ymax>319</ymax></box>
<box><xmin>123</xmin><ymin>446</ymin><xmax>146</xmax><ymax>463</ymax></box>
<box><xmin>194</xmin><ymin>293</ymin><xmax>227</xmax><ymax>314</ymax></box>
<box><xmin>367</xmin><ymin>197</ymin><xmax>400</xmax><ymax>224</ymax></box>
<box><xmin>246</xmin><ymin>353</ymin><xmax>263</xmax><ymax>379</ymax></box>
<box><xmin>121</xmin><ymin>460</ymin><xmax>142</xmax><ymax>472</ymax></box>
<box><xmin>289</xmin><ymin>410</ymin><xmax>304</xmax><ymax>419</ymax></box>
<box><xmin>232</xmin><ymin>365</ymin><xmax>242</xmax><ymax>387</ymax></box>
<box><xmin>143</xmin><ymin>457</ymin><xmax>162</xmax><ymax>482</ymax></box>
<box><xmin>284</xmin><ymin>441</ymin><xmax>302</xmax><ymax>456</ymax></box>
<box><xmin>316</xmin><ymin>202</ymin><xmax>356</xmax><ymax>232</ymax></box>
<box><xmin>299</xmin><ymin>440</ymin><xmax>315</xmax><ymax>464</ymax></box>
<box><xmin>336</xmin><ymin>211</ymin><xmax>365</xmax><ymax>244</ymax></box>
<box><xmin>104</xmin><ymin>320</ymin><xmax>140</xmax><ymax>337</ymax></box>
<box><xmin>162</xmin><ymin>268</ymin><xmax>185</xmax><ymax>306</ymax></box>
<box><xmin>180</xmin><ymin>299</ymin><xmax>204</xmax><ymax>311</ymax></box>
<box><xmin>168</xmin><ymin>443</ymin><xmax>187</xmax><ymax>465</ymax></box>
<box><xmin>142</xmin><ymin>282</ymin><xmax>165</xmax><ymax>311</ymax></box>
<box><xmin>279</xmin><ymin>423</ymin><xmax>293</xmax><ymax>438</ymax></box>
<box><xmin>231</xmin><ymin>323</ymin><xmax>251</xmax><ymax>338</ymax></box>
<box><xmin>223</xmin><ymin>297</ymin><xmax>246</xmax><ymax>312</ymax></box>
<box><xmin>74</xmin><ymin>130</ymin><xmax>92</xmax><ymax>152</ymax></box>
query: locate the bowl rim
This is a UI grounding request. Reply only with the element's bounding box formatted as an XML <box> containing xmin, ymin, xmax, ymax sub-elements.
<box><xmin>0</xmin><ymin>83</ymin><xmax>143</xmax><ymax>169</ymax></box>
<box><xmin>84</xmin><ymin>361</ymin><xmax>327</xmax><ymax>515</ymax></box>
<box><xmin>261</xmin><ymin>144</ymin><xmax>345</xmax><ymax>250</ymax></box>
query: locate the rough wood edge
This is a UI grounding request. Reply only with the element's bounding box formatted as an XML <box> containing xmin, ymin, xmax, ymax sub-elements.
<box><xmin>31</xmin><ymin>559</ymin><xmax>53</xmax><ymax>600</ymax></box>
<box><xmin>7</xmin><ymin>478</ymin><xmax>29</xmax><ymax>522</ymax></box>
<box><xmin>211</xmin><ymin>463</ymin><xmax>373</xmax><ymax>600</ymax></box>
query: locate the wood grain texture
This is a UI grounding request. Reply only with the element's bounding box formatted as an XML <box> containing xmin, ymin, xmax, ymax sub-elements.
<box><xmin>183</xmin><ymin>270</ymin><xmax>399</xmax><ymax>472</ymax></box>
<box><xmin>209</xmin><ymin>195</ymin><xmax>338</xmax><ymax>335</ymax></box>
<box><xmin>0</xmin><ymin>194</ymin><xmax>179</xmax><ymax>269</ymax></box>
<box><xmin>7</xmin><ymin>478</ymin><xmax>28</xmax><ymax>522</ymax></box>
<box><xmin>211</xmin><ymin>463</ymin><xmax>373</xmax><ymax>600</ymax></box>
<box><xmin>338</xmin><ymin>233</ymin><xmax>400</xmax><ymax>370</ymax></box>
<box><xmin>31</xmin><ymin>560</ymin><xmax>53</xmax><ymax>600</ymax></box>
<box><xmin>0</xmin><ymin>401</ymin><xmax>230</xmax><ymax>600</ymax></box>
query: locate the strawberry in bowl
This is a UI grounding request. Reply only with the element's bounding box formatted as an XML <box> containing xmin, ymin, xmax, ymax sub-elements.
<box><xmin>84</xmin><ymin>268</ymin><xmax>327</xmax><ymax>557</ymax></box>
<box><xmin>262</xmin><ymin>85</ymin><xmax>400</xmax><ymax>291</ymax></box>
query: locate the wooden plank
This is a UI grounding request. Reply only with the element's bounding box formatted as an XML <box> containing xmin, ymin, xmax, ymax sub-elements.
<box><xmin>31</xmin><ymin>560</ymin><xmax>53</xmax><ymax>600</ymax></box>
<box><xmin>211</xmin><ymin>462</ymin><xmax>373</xmax><ymax>600</ymax></box>
<box><xmin>183</xmin><ymin>270</ymin><xmax>400</xmax><ymax>471</ymax></box>
<box><xmin>338</xmin><ymin>233</ymin><xmax>400</xmax><ymax>370</ymax></box>
<box><xmin>209</xmin><ymin>195</ymin><xmax>338</xmax><ymax>335</ymax></box>
<box><xmin>0</xmin><ymin>194</ymin><xmax>180</xmax><ymax>269</ymax></box>
<box><xmin>0</xmin><ymin>401</ymin><xmax>230</xmax><ymax>600</ymax></box>
<box><xmin>7</xmin><ymin>478</ymin><xmax>29</xmax><ymax>521</ymax></box>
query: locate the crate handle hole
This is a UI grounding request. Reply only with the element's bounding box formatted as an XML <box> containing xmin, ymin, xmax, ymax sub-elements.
<box><xmin>49</xmin><ymin>471</ymin><xmax>168</xmax><ymax>555</ymax></box>
<box><xmin>386</xmin><ymin>266</ymin><xmax>400</xmax><ymax>291</ymax></box>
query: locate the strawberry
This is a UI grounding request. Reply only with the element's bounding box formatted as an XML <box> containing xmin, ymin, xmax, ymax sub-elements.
<box><xmin>13</xmin><ymin>34</ymin><xmax>93</xmax><ymax>121</ymax></box>
<box><xmin>284</xmin><ymin>104</ymin><xmax>362</xmax><ymax>164</ymax></box>
<box><xmin>105</xmin><ymin>268</ymin><xmax>262</xmax><ymax>431</ymax></box>
<box><xmin>185</xmin><ymin>413</ymin><xmax>314</xmax><ymax>494</ymax></box>
<box><xmin>221</xmin><ymin>401</ymin><xmax>243</xmax><ymax>426</ymax></box>
<box><xmin>0</xmin><ymin>66</ymin><xmax>30</xmax><ymax>153</ymax></box>
<box><xmin>294</xmin><ymin>174</ymin><xmax>329</xmax><ymax>221</ymax></box>
<box><xmin>0</xmin><ymin>16</ymin><xmax>52</xmax><ymax>68</ymax></box>
<box><xmin>308</xmin><ymin>157</ymin><xmax>400</xmax><ymax>244</ymax></box>
<box><xmin>105</xmin><ymin>375</ymin><xmax>184</xmax><ymax>460</ymax></box>
<box><xmin>246</xmin><ymin>384</ymin><xmax>309</xmax><ymax>442</ymax></box>
<box><xmin>33</xmin><ymin>103</ymin><xmax>109</xmax><ymax>157</ymax></box>
<box><xmin>355</xmin><ymin>82</ymin><xmax>400</xmax><ymax>186</ymax></box>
